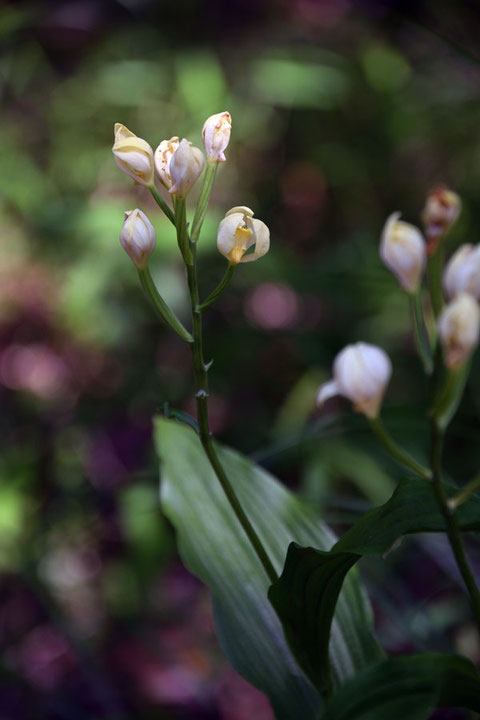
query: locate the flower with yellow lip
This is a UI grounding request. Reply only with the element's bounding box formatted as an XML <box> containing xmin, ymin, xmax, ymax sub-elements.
<box><xmin>217</xmin><ymin>206</ymin><xmax>270</xmax><ymax>265</ymax></box>
<box><xmin>154</xmin><ymin>136</ymin><xmax>180</xmax><ymax>190</ymax></box>
<box><xmin>112</xmin><ymin>123</ymin><xmax>155</xmax><ymax>187</ymax></box>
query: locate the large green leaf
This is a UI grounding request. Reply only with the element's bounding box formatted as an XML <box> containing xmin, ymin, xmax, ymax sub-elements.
<box><xmin>321</xmin><ymin>653</ymin><xmax>480</xmax><ymax>720</ymax></box>
<box><xmin>155</xmin><ymin>416</ymin><xmax>382</xmax><ymax>720</ymax></box>
<box><xmin>269</xmin><ymin>478</ymin><xmax>480</xmax><ymax>694</ymax></box>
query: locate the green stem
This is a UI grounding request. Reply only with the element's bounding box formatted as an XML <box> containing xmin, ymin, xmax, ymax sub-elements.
<box><xmin>186</xmin><ymin>245</ymin><xmax>278</xmax><ymax>584</ymax></box>
<box><xmin>174</xmin><ymin>197</ymin><xmax>193</xmax><ymax>265</ymax></box>
<box><xmin>427</xmin><ymin>245</ymin><xmax>445</xmax><ymax>318</ymax></box>
<box><xmin>138</xmin><ymin>267</ymin><xmax>193</xmax><ymax>343</ymax></box>
<box><xmin>190</xmin><ymin>163</ymin><xmax>217</xmax><ymax>243</ymax></box>
<box><xmin>430</xmin><ymin>362</ymin><xmax>470</xmax><ymax>431</ymax></box>
<box><xmin>150</xmin><ymin>186</ymin><xmax>175</xmax><ymax>225</ymax></box>
<box><xmin>430</xmin><ymin>420</ymin><xmax>480</xmax><ymax>633</ymax></box>
<box><xmin>409</xmin><ymin>291</ymin><xmax>433</xmax><ymax>374</ymax></box>
<box><xmin>369</xmin><ymin>417</ymin><xmax>432</xmax><ymax>479</ymax></box>
<box><xmin>448</xmin><ymin>474</ymin><xmax>480</xmax><ymax>511</ymax></box>
<box><xmin>197</xmin><ymin>264</ymin><xmax>236</xmax><ymax>312</ymax></box>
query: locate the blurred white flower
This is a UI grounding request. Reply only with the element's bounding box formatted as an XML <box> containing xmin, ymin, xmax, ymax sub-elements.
<box><xmin>443</xmin><ymin>244</ymin><xmax>480</xmax><ymax>300</ymax></box>
<box><xmin>380</xmin><ymin>212</ymin><xmax>426</xmax><ymax>293</ymax></box>
<box><xmin>317</xmin><ymin>342</ymin><xmax>392</xmax><ymax>418</ymax></box>
<box><xmin>422</xmin><ymin>186</ymin><xmax>461</xmax><ymax>241</ymax></box>
<box><xmin>438</xmin><ymin>293</ymin><xmax>480</xmax><ymax>369</ymax></box>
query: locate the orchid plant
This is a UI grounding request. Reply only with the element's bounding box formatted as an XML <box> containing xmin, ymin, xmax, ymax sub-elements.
<box><xmin>112</xmin><ymin>113</ymin><xmax>480</xmax><ymax>720</ymax></box>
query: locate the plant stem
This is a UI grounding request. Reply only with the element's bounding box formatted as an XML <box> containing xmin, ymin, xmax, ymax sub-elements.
<box><xmin>448</xmin><ymin>474</ymin><xmax>480</xmax><ymax>511</ymax></box>
<box><xmin>150</xmin><ymin>186</ymin><xmax>176</xmax><ymax>225</ymax></box>
<box><xmin>186</xmin><ymin>243</ymin><xmax>278</xmax><ymax>584</ymax></box>
<box><xmin>174</xmin><ymin>197</ymin><xmax>193</xmax><ymax>265</ymax></box>
<box><xmin>369</xmin><ymin>417</ymin><xmax>432</xmax><ymax>479</ymax></box>
<box><xmin>430</xmin><ymin>420</ymin><xmax>480</xmax><ymax>632</ymax></box>
<box><xmin>190</xmin><ymin>163</ymin><xmax>217</xmax><ymax>243</ymax></box>
<box><xmin>427</xmin><ymin>244</ymin><xmax>445</xmax><ymax>318</ymax></box>
<box><xmin>431</xmin><ymin>363</ymin><xmax>470</xmax><ymax>431</ymax></box>
<box><xmin>197</xmin><ymin>264</ymin><xmax>236</xmax><ymax>312</ymax></box>
<box><xmin>138</xmin><ymin>267</ymin><xmax>193</xmax><ymax>342</ymax></box>
<box><xmin>409</xmin><ymin>291</ymin><xmax>433</xmax><ymax>374</ymax></box>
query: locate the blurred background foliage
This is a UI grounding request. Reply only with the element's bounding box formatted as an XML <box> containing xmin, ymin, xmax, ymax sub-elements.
<box><xmin>2</xmin><ymin>0</ymin><xmax>480</xmax><ymax>717</ymax></box>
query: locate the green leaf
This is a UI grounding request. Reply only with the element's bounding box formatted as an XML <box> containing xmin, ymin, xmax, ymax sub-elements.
<box><xmin>269</xmin><ymin>478</ymin><xmax>480</xmax><ymax>694</ymax></box>
<box><xmin>321</xmin><ymin>653</ymin><xmax>480</xmax><ymax>720</ymax></box>
<box><xmin>154</xmin><ymin>416</ymin><xmax>382</xmax><ymax>720</ymax></box>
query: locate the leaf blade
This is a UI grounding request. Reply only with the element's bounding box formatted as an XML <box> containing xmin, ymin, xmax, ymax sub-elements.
<box><xmin>269</xmin><ymin>477</ymin><xmax>480</xmax><ymax>693</ymax></box>
<box><xmin>155</xmin><ymin>416</ymin><xmax>381</xmax><ymax>719</ymax></box>
<box><xmin>321</xmin><ymin>653</ymin><xmax>480</xmax><ymax>720</ymax></box>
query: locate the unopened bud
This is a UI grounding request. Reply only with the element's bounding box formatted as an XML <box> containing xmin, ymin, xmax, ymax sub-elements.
<box><xmin>438</xmin><ymin>293</ymin><xmax>480</xmax><ymax>369</ymax></box>
<box><xmin>422</xmin><ymin>186</ymin><xmax>461</xmax><ymax>247</ymax></box>
<box><xmin>380</xmin><ymin>212</ymin><xmax>426</xmax><ymax>294</ymax></box>
<box><xmin>112</xmin><ymin>123</ymin><xmax>155</xmax><ymax>187</ymax></box>
<box><xmin>316</xmin><ymin>342</ymin><xmax>392</xmax><ymax>419</ymax></box>
<box><xmin>217</xmin><ymin>206</ymin><xmax>270</xmax><ymax>265</ymax></box>
<box><xmin>120</xmin><ymin>209</ymin><xmax>156</xmax><ymax>269</ymax></box>
<box><xmin>443</xmin><ymin>244</ymin><xmax>480</xmax><ymax>301</ymax></box>
<box><xmin>154</xmin><ymin>137</ymin><xmax>179</xmax><ymax>190</ymax></box>
<box><xmin>169</xmin><ymin>139</ymin><xmax>204</xmax><ymax>198</ymax></box>
<box><xmin>202</xmin><ymin>111</ymin><xmax>232</xmax><ymax>164</ymax></box>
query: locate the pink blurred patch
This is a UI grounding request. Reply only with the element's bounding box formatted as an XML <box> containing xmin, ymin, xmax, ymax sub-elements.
<box><xmin>0</xmin><ymin>343</ymin><xmax>69</xmax><ymax>400</ymax></box>
<box><xmin>218</xmin><ymin>666</ymin><xmax>274</xmax><ymax>720</ymax></box>
<box><xmin>285</xmin><ymin>0</ymin><xmax>351</xmax><ymax>28</ymax></box>
<box><xmin>15</xmin><ymin>624</ymin><xmax>76</xmax><ymax>691</ymax></box>
<box><xmin>0</xmin><ymin>264</ymin><xmax>57</xmax><ymax>322</ymax></box>
<box><xmin>244</xmin><ymin>283</ymin><xmax>301</xmax><ymax>330</ymax></box>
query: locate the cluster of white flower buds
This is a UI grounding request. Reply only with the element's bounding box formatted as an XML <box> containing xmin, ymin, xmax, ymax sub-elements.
<box><xmin>318</xmin><ymin>186</ymin><xmax>478</xmax><ymax>421</ymax></box>
<box><xmin>378</xmin><ymin>188</ymin><xmax>480</xmax><ymax>371</ymax></box>
<box><xmin>113</xmin><ymin>112</ymin><xmax>270</xmax><ymax>271</ymax></box>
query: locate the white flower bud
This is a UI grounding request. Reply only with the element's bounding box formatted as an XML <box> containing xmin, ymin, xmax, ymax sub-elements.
<box><xmin>443</xmin><ymin>244</ymin><xmax>480</xmax><ymax>301</ymax></box>
<box><xmin>380</xmin><ymin>212</ymin><xmax>426</xmax><ymax>294</ymax></box>
<box><xmin>422</xmin><ymin>186</ymin><xmax>461</xmax><ymax>243</ymax></box>
<box><xmin>154</xmin><ymin>137</ymin><xmax>179</xmax><ymax>190</ymax></box>
<box><xmin>112</xmin><ymin>123</ymin><xmax>155</xmax><ymax>187</ymax></box>
<box><xmin>120</xmin><ymin>209</ymin><xmax>156</xmax><ymax>269</ymax></box>
<box><xmin>438</xmin><ymin>293</ymin><xmax>480</xmax><ymax>369</ymax></box>
<box><xmin>169</xmin><ymin>139</ymin><xmax>204</xmax><ymax>198</ymax></box>
<box><xmin>202</xmin><ymin>111</ymin><xmax>232</xmax><ymax>164</ymax></box>
<box><xmin>317</xmin><ymin>342</ymin><xmax>392</xmax><ymax>419</ymax></box>
<box><xmin>217</xmin><ymin>206</ymin><xmax>270</xmax><ymax>265</ymax></box>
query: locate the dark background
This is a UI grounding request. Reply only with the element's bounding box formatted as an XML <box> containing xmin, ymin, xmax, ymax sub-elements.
<box><xmin>2</xmin><ymin>0</ymin><xmax>480</xmax><ymax>717</ymax></box>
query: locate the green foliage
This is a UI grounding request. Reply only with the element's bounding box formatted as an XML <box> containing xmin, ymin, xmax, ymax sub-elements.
<box><xmin>269</xmin><ymin>478</ymin><xmax>480</xmax><ymax>696</ymax></box>
<box><xmin>155</xmin><ymin>416</ymin><xmax>382</xmax><ymax>719</ymax></box>
<box><xmin>321</xmin><ymin>654</ymin><xmax>480</xmax><ymax>720</ymax></box>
